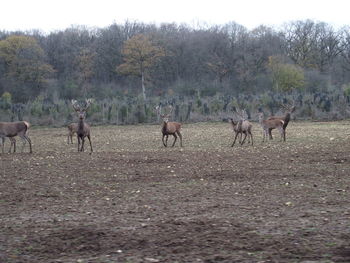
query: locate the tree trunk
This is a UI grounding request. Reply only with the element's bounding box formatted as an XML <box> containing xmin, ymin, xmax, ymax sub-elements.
<box><xmin>141</xmin><ymin>71</ymin><xmax>146</xmax><ymax>100</ymax></box>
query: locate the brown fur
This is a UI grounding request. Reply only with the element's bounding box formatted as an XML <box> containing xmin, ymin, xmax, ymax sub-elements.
<box><xmin>267</xmin><ymin>106</ymin><xmax>295</xmax><ymax>139</ymax></box>
<box><xmin>229</xmin><ymin>119</ymin><xmax>253</xmax><ymax>146</ymax></box>
<box><xmin>0</xmin><ymin>121</ymin><xmax>32</xmax><ymax>153</ymax></box>
<box><xmin>161</xmin><ymin>120</ymin><xmax>182</xmax><ymax>147</ymax></box>
<box><xmin>258</xmin><ymin>112</ymin><xmax>285</xmax><ymax>142</ymax></box>
<box><xmin>67</xmin><ymin>123</ymin><xmax>78</xmax><ymax>144</ymax></box>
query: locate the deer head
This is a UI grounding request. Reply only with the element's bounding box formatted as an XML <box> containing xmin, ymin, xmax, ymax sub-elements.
<box><xmin>72</xmin><ymin>99</ymin><xmax>93</xmax><ymax>120</ymax></box>
<box><xmin>156</xmin><ymin>105</ymin><xmax>173</xmax><ymax>123</ymax></box>
<box><xmin>280</xmin><ymin>101</ymin><xmax>296</xmax><ymax>114</ymax></box>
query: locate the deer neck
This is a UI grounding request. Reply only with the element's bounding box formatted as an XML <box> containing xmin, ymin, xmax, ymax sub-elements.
<box><xmin>284</xmin><ymin>112</ymin><xmax>291</xmax><ymax>122</ymax></box>
<box><xmin>78</xmin><ymin>118</ymin><xmax>85</xmax><ymax>131</ymax></box>
<box><xmin>162</xmin><ymin>121</ymin><xmax>168</xmax><ymax>133</ymax></box>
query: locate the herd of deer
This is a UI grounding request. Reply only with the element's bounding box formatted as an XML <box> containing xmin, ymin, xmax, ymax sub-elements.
<box><xmin>228</xmin><ymin>103</ymin><xmax>296</xmax><ymax>146</ymax></box>
<box><xmin>0</xmin><ymin>100</ymin><xmax>295</xmax><ymax>153</ymax></box>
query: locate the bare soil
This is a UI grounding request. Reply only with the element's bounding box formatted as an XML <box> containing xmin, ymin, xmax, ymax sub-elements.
<box><xmin>1</xmin><ymin>121</ymin><xmax>350</xmax><ymax>262</ymax></box>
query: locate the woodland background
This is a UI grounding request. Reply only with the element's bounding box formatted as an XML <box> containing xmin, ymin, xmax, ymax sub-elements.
<box><xmin>1</xmin><ymin>20</ymin><xmax>350</xmax><ymax>125</ymax></box>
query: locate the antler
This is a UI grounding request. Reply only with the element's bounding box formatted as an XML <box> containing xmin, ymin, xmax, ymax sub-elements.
<box><xmin>168</xmin><ymin>105</ymin><xmax>173</xmax><ymax>116</ymax></box>
<box><xmin>234</xmin><ymin>108</ymin><xmax>247</xmax><ymax>121</ymax></box>
<box><xmin>71</xmin><ymin>99</ymin><xmax>80</xmax><ymax>111</ymax></box>
<box><xmin>84</xmin><ymin>98</ymin><xmax>93</xmax><ymax>110</ymax></box>
<box><xmin>280</xmin><ymin>101</ymin><xmax>296</xmax><ymax>113</ymax></box>
<box><xmin>155</xmin><ymin>104</ymin><xmax>164</xmax><ymax>117</ymax></box>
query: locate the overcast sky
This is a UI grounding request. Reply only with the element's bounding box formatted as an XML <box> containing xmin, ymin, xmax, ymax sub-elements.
<box><xmin>1</xmin><ymin>0</ymin><xmax>349</xmax><ymax>33</ymax></box>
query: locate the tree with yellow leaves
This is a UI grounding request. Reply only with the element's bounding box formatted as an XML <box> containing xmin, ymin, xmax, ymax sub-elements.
<box><xmin>117</xmin><ymin>34</ymin><xmax>165</xmax><ymax>100</ymax></box>
<box><xmin>0</xmin><ymin>35</ymin><xmax>53</xmax><ymax>101</ymax></box>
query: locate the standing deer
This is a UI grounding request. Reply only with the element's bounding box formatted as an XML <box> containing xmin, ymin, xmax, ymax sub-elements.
<box><xmin>67</xmin><ymin>123</ymin><xmax>78</xmax><ymax>144</ymax></box>
<box><xmin>267</xmin><ymin>103</ymin><xmax>295</xmax><ymax>140</ymax></box>
<box><xmin>156</xmin><ymin>105</ymin><xmax>182</xmax><ymax>147</ymax></box>
<box><xmin>258</xmin><ymin>112</ymin><xmax>285</xmax><ymax>142</ymax></box>
<box><xmin>71</xmin><ymin>99</ymin><xmax>93</xmax><ymax>152</ymax></box>
<box><xmin>229</xmin><ymin>109</ymin><xmax>253</xmax><ymax>146</ymax></box>
<box><xmin>0</xmin><ymin>121</ymin><xmax>32</xmax><ymax>153</ymax></box>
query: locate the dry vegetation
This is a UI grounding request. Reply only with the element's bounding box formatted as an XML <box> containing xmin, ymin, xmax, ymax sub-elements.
<box><xmin>1</xmin><ymin>121</ymin><xmax>350</xmax><ymax>262</ymax></box>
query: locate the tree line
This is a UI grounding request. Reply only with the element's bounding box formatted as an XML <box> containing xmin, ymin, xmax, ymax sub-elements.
<box><xmin>0</xmin><ymin>20</ymin><xmax>350</xmax><ymax>124</ymax></box>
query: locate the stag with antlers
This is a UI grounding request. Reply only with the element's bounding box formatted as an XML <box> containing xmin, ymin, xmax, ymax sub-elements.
<box><xmin>229</xmin><ymin>109</ymin><xmax>253</xmax><ymax>146</ymax></box>
<box><xmin>156</xmin><ymin>105</ymin><xmax>183</xmax><ymax>147</ymax></box>
<box><xmin>71</xmin><ymin>99</ymin><xmax>93</xmax><ymax>152</ymax></box>
<box><xmin>267</xmin><ymin>102</ymin><xmax>295</xmax><ymax>140</ymax></box>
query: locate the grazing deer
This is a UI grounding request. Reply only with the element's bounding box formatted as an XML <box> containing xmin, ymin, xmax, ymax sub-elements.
<box><xmin>71</xmin><ymin>99</ymin><xmax>93</xmax><ymax>152</ymax></box>
<box><xmin>229</xmin><ymin>109</ymin><xmax>253</xmax><ymax>146</ymax></box>
<box><xmin>156</xmin><ymin>105</ymin><xmax>182</xmax><ymax>147</ymax></box>
<box><xmin>258</xmin><ymin>112</ymin><xmax>285</xmax><ymax>142</ymax></box>
<box><xmin>267</xmin><ymin>103</ymin><xmax>296</xmax><ymax>140</ymax></box>
<box><xmin>0</xmin><ymin>121</ymin><xmax>32</xmax><ymax>153</ymax></box>
<box><xmin>67</xmin><ymin>123</ymin><xmax>78</xmax><ymax>144</ymax></box>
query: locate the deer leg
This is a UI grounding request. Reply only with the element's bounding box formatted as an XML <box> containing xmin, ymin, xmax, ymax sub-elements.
<box><xmin>162</xmin><ymin>134</ymin><xmax>167</xmax><ymax>147</ymax></box>
<box><xmin>25</xmin><ymin>135</ymin><xmax>32</xmax><ymax>153</ymax></box>
<box><xmin>68</xmin><ymin>133</ymin><xmax>73</xmax><ymax>144</ymax></box>
<box><xmin>19</xmin><ymin>135</ymin><xmax>32</xmax><ymax>153</ymax></box>
<box><xmin>12</xmin><ymin>138</ymin><xmax>16</xmax><ymax>153</ymax></box>
<box><xmin>268</xmin><ymin>128</ymin><xmax>273</xmax><ymax>140</ymax></box>
<box><xmin>81</xmin><ymin>137</ymin><xmax>85</xmax><ymax>152</ymax></box>
<box><xmin>231</xmin><ymin>132</ymin><xmax>239</xmax><ymax>147</ymax></box>
<box><xmin>250</xmin><ymin>132</ymin><xmax>253</xmax><ymax>146</ymax></box>
<box><xmin>8</xmin><ymin>137</ymin><xmax>15</xmax><ymax>153</ymax></box>
<box><xmin>19</xmin><ymin>136</ymin><xmax>27</xmax><ymax>152</ymax></box>
<box><xmin>171</xmin><ymin>133</ymin><xmax>178</xmax><ymax>147</ymax></box>
<box><xmin>77</xmin><ymin>136</ymin><xmax>81</xmax><ymax>152</ymax></box>
<box><xmin>241</xmin><ymin>133</ymin><xmax>248</xmax><ymax>145</ymax></box>
<box><xmin>176</xmin><ymin>131</ymin><xmax>183</xmax><ymax>147</ymax></box>
<box><xmin>238</xmin><ymin>132</ymin><xmax>243</xmax><ymax>144</ymax></box>
<box><xmin>87</xmin><ymin>135</ymin><xmax>93</xmax><ymax>152</ymax></box>
<box><xmin>165</xmin><ymin>135</ymin><xmax>169</xmax><ymax>147</ymax></box>
<box><xmin>1</xmin><ymin>137</ymin><xmax>5</xmax><ymax>153</ymax></box>
<box><xmin>1</xmin><ymin>137</ymin><xmax>4</xmax><ymax>153</ymax></box>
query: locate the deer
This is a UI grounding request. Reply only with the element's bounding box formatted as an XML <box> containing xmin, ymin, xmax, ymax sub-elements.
<box><xmin>229</xmin><ymin>109</ymin><xmax>253</xmax><ymax>146</ymax></box>
<box><xmin>0</xmin><ymin>121</ymin><xmax>32</xmax><ymax>153</ymax></box>
<box><xmin>67</xmin><ymin>123</ymin><xmax>78</xmax><ymax>144</ymax></box>
<box><xmin>71</xmin><ymin>99</ymin><xmax>93</xmax><ymax>152</ymax></box>
<box><xmin>267</xmin><ymin>103</ymin><xmax>296</xmax><ymax>140</ymax></box>
<box><xmin>156</xmin><ymin>105</ymin><xmax>182</xmax><ymax>147</ymax></box>
<box><xmin>258</xmin><ymin>112</ymin><xmax>285</xmax><ymax>142</ymax></box>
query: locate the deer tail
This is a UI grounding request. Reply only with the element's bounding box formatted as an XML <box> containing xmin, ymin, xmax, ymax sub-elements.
<box><xmin>23</xmin><ymin>121</ymin><xmax>31</xmax><ymax>130</ymax></box>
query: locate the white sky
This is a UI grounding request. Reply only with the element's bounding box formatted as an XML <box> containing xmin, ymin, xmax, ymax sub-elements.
<box><xmin>1</xmin><ymin>0</ymin><xmax>349</xmax><ymax>33</ymax></box>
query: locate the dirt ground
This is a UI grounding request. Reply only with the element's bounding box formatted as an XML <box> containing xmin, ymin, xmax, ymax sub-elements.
<box><xmin>0</xmin><ymin>121</ymin><xmax>350</xmax><ymax>262</ymax></box>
